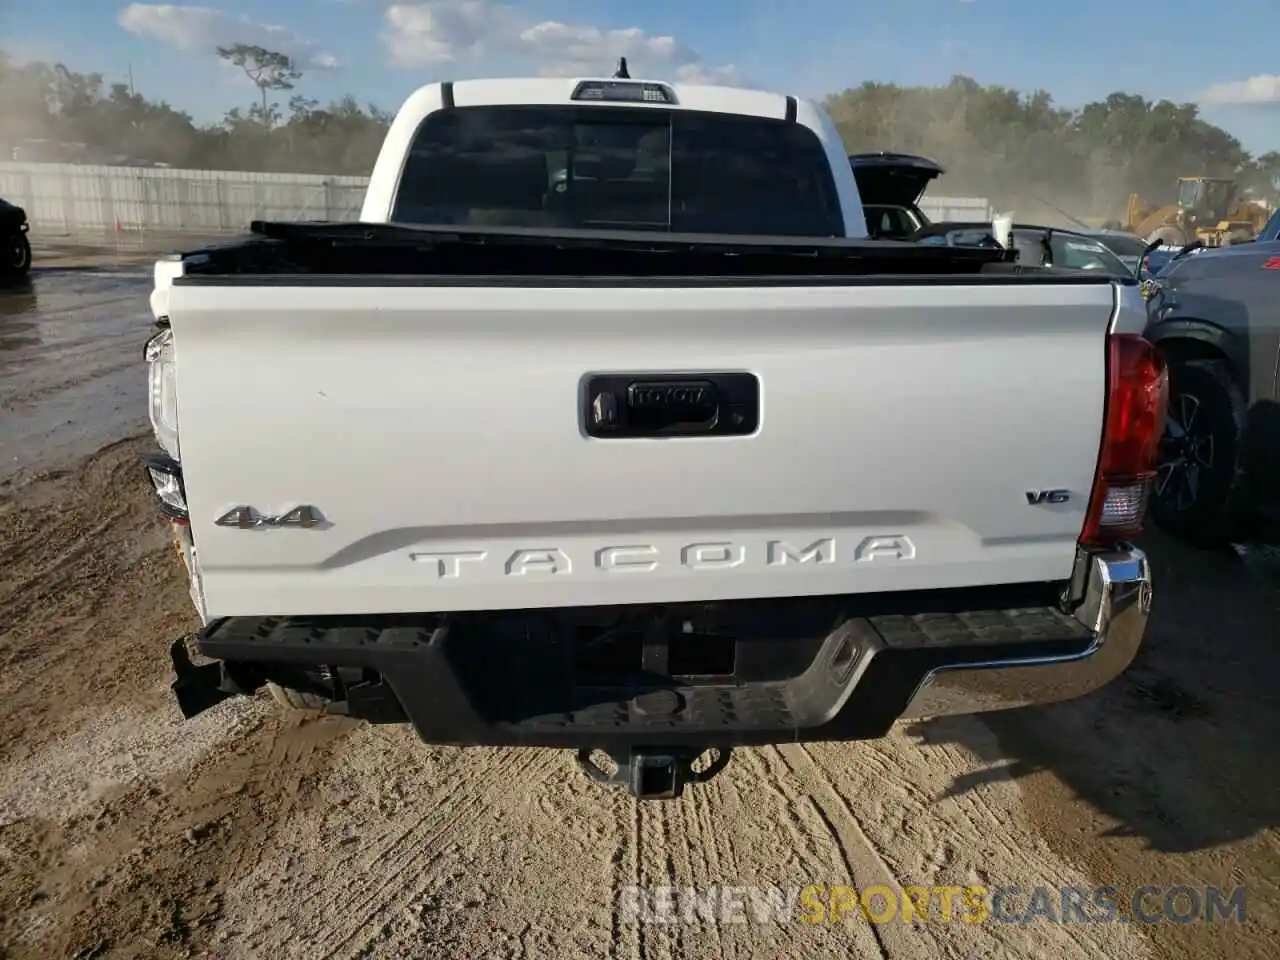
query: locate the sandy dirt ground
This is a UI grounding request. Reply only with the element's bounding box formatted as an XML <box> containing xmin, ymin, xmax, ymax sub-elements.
<box><xmin>0</xmin><ymin>261</ymin><xmax>1277</xmax><ymax>959</ymax></box>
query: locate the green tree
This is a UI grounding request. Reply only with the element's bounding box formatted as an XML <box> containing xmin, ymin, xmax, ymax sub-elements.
<box><xmin>1241</xmin><ymin>151</ymin><xmax>1280</xmax><ymax>203</ymax></box>
<box><xmin>1</xmin><ymin>48</ymin><xmax>1272</xmax><ymax>212</ymax></box>
<box><xmin>215</xmin><ymin>44</ymin><xmax>301</xmax><ymax>128</ymax></box>
<box><xmin>824</xmin><ymin>77</ymin><xmax>1256</xmax><ymax>221</ymax></box>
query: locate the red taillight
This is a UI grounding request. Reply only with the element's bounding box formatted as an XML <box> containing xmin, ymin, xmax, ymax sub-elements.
<box><xmin>1080</xmin><ymin>334</ymin><xmax>1169</xmax><ymax>548</ymax></box>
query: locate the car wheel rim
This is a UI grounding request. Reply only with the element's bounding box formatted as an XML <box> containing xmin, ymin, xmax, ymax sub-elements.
<box><xmin>1155</xmin><ymin>392</ymin><xmax>1215</xmax><ymax>513</ymax></box>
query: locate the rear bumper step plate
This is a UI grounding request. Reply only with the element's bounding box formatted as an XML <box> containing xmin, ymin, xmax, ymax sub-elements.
<box><xmin>190</xmin><ymin>547</ymin><xmax>1148</xmax><ymax>748</ymax></box>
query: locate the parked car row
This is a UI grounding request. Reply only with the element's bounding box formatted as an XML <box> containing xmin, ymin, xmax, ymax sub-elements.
<box><xmin>910</xmin><ymin>221</ymin><xmax>1140</xmax><ymax>278</ymax></box>
<box><xmin>1142</xmin><ymin>239</ymin><xmax>1280</xmax><ymax>545</ymax></box>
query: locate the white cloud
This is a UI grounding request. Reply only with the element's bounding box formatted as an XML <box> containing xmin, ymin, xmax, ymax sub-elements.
<box><xmin>519</xmin><ymin>21</ymin><xmax>695</xmax><ymax>77</ymax></box>
<box><xmin>381</xmin><ymin>1</ymin><xmax>742</xmax><ymax>85</ymax></box>
<box><xmin>117</xmin><ymin>4</ymin><xmax>341</xmax><ymax>70</ymax></box>
<box><xmin>383</xmin><ymin>1</ymin><xmax>519</xmax><ymax>65</ymax></box>
<box><xmin>674</xmin><ymin>63</ymin><xmax>744</xmax><ymax>86</ymax></box>
<box><xmin>1197</xmin><ymin>75</ymin><xmax>1280</xmax><ymax>106</ymax></box>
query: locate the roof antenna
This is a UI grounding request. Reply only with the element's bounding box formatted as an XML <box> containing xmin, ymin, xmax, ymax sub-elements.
<box><xmin>613</xmin><ymin>57</ymin><xmax>630</xmax><ymax>79</ymax></box>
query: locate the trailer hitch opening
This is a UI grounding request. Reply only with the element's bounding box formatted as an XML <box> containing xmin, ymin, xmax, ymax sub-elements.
<box><xmin>576</xmin><ymin>747</ymin><xmax>733</xmax><ymax>799</ymax></box>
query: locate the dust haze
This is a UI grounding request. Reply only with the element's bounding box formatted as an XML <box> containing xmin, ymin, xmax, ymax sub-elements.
<box><xmin>819</xmin><ymin>76</ymin><xmax>1203</xmax><ymax>229</ymax></box>
<box><xmin>3</xmin><ymin>46</ymin><xmax>1265</xmax><ymax>226</ymax></box>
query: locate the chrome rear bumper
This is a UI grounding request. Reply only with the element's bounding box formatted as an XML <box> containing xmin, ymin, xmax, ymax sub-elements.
<box><xmin>899</xmin><ymin>547</ymin><xmax>1151</xmax><ymax>720</ymax></box>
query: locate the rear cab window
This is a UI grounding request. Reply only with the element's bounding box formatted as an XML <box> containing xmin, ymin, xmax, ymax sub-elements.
<box><xmin>392</xmin><ymin>105</ymin><xmax>844</xmax><ymax>237</ymax></box>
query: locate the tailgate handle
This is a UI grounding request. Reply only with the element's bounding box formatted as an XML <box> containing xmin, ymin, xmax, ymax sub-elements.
<box><xmin>584</xmin><ymin>372</ymin><xmax>759</xmax><ymax>438</ymax></box>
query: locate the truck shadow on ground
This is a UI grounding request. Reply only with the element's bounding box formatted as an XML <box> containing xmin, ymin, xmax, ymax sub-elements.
<box><xmin>906</xmin><ymin>530</ymin><xmax>1280</xmax><ymax>854</ymax></box>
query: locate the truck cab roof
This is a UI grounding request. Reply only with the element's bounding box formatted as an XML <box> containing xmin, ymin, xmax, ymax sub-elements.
<box><xmin>359</xmin><ymin>77</ymin><xmax>868</xmax><ymax>238</ymax></box>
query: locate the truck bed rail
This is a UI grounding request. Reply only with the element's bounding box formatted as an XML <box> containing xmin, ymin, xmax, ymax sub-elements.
<box><xmin>161</xmin><ymin>219</ymin><xmax>1110</xmax><ymax>280</ymax></box>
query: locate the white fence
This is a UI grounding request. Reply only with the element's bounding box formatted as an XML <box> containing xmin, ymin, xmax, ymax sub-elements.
<box><xmin>920</xmin><ymin>196</ymin><xmax>993</xmax><ymax>223</ymax></box>
<box><xmin>0</xmin><ymin>162</ymin><xmax>368</xmax><ymax>238</ymax></box>
<box><xmin>0</xmin><ymin>160</ymin><xmax>992</xmax><ymax>238</ymax></box>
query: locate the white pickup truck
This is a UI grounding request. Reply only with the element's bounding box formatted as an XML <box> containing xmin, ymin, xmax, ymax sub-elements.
<box><xmin>144</xmin><ymin>73</ymin><xmax>1164</xmax><ymax>799</ymax></box>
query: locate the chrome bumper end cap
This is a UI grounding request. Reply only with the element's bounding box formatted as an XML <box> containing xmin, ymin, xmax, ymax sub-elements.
<box><xmin>899</xmin><ymin>546</ymin><xmax>1151</xmax><ymax>721</ymax></box>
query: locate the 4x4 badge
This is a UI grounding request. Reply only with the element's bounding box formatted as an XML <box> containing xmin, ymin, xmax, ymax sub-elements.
<box><xmin>215</xmin><ymin>505</ymin><xmax>325</xmax><ymax>529</ymax></box>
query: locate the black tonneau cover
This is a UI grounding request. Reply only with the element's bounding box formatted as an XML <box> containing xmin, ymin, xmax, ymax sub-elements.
<box><xmin>169</xmin><ymin>219</ymin><xmax>1127</xmax><ymax>284</ymax></box>
<box><xmin>246</xmin><ymin>219</ymin><xmax>1006</xmax><ymax>259</ymax></box>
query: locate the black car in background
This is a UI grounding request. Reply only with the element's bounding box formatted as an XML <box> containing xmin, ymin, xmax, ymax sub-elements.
<box><xmin>848</xmin><ymin>153</ymin><xmax>944</xmax><ymax>240</ymax></box>
<box><xmin>0</xmin><ymin>198</ymin><xmax>32</xmax><ymax>280</ymax></box>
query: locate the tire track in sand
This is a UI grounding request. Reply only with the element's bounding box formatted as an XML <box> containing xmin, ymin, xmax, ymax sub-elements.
<box><xmin>268</xmin><ymin>744</ymin><xmax>562</xmax><ymax>959</ymax></box>
<box><xmin>682</xmin><ymin>765</ymin><xmax>735</xmax><ymax>960</ymax></box>
<box><xmin>770</xmin><ymin>745</ymin><xmax>895</xmax><ymax>960</ymax></box>
<box><xmin>744</xmin><ymin>747</ymin><xmax>848</xmax><ymax>878</ymax></box>
<box><xmin>631</xmin><ymin>791</ymin><xmax>671</xmax><ymax>960</ymax></box>
<box><xmin>605</xmin><ymin>787</ymin><xmax>640</xmax><ymax>960</ymax></box>
<box><xmin>678</xmin><ymin>754</ymin><xmax>817</xmax><ymax>960</ymax></box>
<box><xmin>292</xmin><ymin>745</ymin><xmax>630</xmax><ymax>960</ymax></box>
<box><xmin>614</xmin><ymin>748</ymin><xmax>893</xmax><ymax>960</ymax></box>
<box><xmin>782</xmin><ymin>735</ymin><xmax>1156</xmax><ymax>960</ymax></box>
<box><xmin>218</xmin><ymin>708</ymin><xmax>358</xmax><ymax>891</ymax></box>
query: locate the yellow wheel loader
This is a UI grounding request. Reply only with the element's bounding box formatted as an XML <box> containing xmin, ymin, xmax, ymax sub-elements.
<box><xmin>1107</xmin><ymin>177</ymin><xmax>1270</xmax><ymax>247</ymax></box>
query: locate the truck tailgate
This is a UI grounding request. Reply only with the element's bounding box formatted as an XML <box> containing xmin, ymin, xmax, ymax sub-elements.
<box><xmin>167</xmin><ymin>281</ymin><xmax>1115</xmax><ymax>617</ymax></box>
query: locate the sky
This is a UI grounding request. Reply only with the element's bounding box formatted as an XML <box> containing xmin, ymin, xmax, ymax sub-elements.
<box><xmin>4</xmin><ymin>0</ymin><xmax>1280</xmax><ymax>153</ymax></box>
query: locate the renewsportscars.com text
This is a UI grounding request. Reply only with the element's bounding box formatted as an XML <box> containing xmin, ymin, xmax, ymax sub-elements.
<box><xmin>617</xmin><ymin>884</ymin><xmax>1248</xmax><ymax>926</ymax></box>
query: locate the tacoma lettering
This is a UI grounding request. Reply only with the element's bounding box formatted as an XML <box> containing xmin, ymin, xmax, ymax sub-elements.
<box><xmin>505</xmin><ymin>548</ymin><xmax>571</xmax><ymax>576</ymax></box>
<box><xmin>409</xmin><ymin>536</ymin><xmax>915</xmax><ymax>579</ymax></box>
<box><xmin>596</xmin><ymin>545</ymin><xmax>660</xmax><ymax>572</ymax></box>
<box><xmin>681</xmin><ymin>542</ymin><xmax>746</xmax><ymax>569</ymax></box>
<box><xmin>767</xmin><ymin>538</ymin><xmax>836</xmax><ymax>566</ymax></box>
<box><xmin>410</xmin><ymin>550</ymin><xmax>487</xmax><ymax>578</ymax></box>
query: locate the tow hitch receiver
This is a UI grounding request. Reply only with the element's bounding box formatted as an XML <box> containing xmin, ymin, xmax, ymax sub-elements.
<box><xmin>577</xmin><ymin>747</ymin><xmax>733</xmax><ymax>800</ymax></box>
